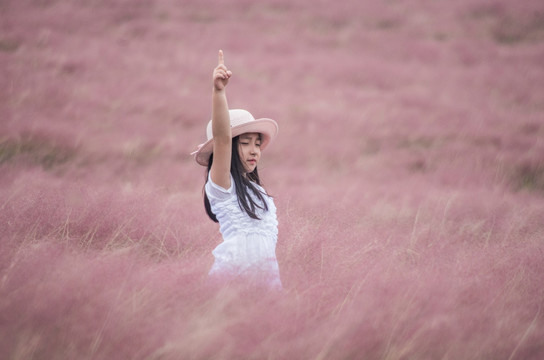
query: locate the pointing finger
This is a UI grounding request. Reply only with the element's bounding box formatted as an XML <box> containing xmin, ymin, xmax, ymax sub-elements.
<box><xmin>218</xmin><ymin>50</ymin><xmax>224</xmax><ymax>65</ymax></box>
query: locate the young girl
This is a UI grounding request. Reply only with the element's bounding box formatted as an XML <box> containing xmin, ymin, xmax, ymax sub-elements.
<box><xmin>191</xmin><ymin>50</ymin><xmax>281</xmax><ymax>288</ymax></box>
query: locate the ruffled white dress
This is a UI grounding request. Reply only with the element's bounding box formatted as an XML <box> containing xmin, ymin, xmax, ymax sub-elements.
<box><xmin>205</xmin><ymin>174</ymin><xmax>282</xmax><ymax>288</ymax></box>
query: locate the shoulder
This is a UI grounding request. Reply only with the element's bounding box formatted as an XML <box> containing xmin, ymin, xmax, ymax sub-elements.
<box><xmin>205</xmin><ymin>173</ymin><xmax>236</xmax><ymax>201</ymax></box>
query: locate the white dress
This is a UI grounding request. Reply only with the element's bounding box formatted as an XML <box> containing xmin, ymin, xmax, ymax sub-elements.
<box><xmin>205</xmin><ymin>174</ymin><xmax>282</xmax><ymax>288</ymax></box>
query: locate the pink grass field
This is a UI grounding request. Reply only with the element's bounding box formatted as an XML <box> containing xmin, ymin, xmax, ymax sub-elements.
<box><xmin>1</xmin><ymin>0</ymin><xmax>544</xmax><ymax>358</ymax></box>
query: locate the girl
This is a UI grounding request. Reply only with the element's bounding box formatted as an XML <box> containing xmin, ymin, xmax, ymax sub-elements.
<box><xmin>191</xmin><ymin>50</ymin><xmax>281</xmax><ymax>288</ymax></box>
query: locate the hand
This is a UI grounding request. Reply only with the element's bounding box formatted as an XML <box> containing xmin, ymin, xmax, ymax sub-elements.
<box><xmin>213</xmin><ymin>50</ymin><xmax>232</xmax><ymax>91</ymax></box>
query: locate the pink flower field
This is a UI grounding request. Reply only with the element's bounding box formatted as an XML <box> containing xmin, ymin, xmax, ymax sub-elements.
<box><xmin>1</xmin><ymin>0</ymin><xmax>544</xmax><ymax>358</ymax></box>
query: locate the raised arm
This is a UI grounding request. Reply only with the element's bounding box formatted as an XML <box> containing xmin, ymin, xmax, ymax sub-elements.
<box><xmin>210</xmin><ymin>50</ymin><xmax>233</xmax><ymax>189</ymax></box>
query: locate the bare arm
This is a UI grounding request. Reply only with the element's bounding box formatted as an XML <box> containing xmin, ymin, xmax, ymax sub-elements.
<box><xmin>210</xmin><ymin>50</ymin><xmax>233</xmax><ymax>189</ymax></box>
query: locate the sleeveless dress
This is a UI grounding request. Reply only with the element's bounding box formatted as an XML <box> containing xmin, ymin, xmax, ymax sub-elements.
<box><xmin>205</xmin><ymin>174</ymin><xmax>282</xmax><ymax>288</ymax></box>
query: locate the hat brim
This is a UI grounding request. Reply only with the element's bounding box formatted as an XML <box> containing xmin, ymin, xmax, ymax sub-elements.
<box><xmin>193</xmin><ymin>118</ymin><xmax>278</xmax><ymax>166</ymax></box>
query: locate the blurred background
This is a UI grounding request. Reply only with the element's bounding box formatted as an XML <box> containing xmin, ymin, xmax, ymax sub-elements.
<box><xmin>1</xmin><ymin>0</ymin><xmax>543</xmax><ymax>358</ymax></box>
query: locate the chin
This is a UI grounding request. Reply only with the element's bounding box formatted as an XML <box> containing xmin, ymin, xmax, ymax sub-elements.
<box><xmin>245</xmin><ymin>163</ymin><xmax>257</xmax><ymax>173</ymax></box>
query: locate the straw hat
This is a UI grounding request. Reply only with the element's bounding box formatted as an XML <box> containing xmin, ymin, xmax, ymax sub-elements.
<box><xmin>191</xmin><ymin>109</ymin><xmax>278</xmax><ymax>166</ymax></box>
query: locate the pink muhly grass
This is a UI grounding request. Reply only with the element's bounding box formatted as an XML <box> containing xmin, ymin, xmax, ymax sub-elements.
<box><xmin>2</xmin><ymin>0</ymin><xmax>544</xmax><ymax>358</ymax></box>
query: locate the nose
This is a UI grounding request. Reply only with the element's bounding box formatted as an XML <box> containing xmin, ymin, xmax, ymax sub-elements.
<box><xmin>250</xmin><ymin>144</ymin><xmax>258</xmax><ymax>155</ymax></box>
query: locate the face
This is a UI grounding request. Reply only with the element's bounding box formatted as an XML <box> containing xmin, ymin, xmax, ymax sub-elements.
<box><xmin>237</xmin><ymin>133</ymin><xmax>262</xmax><ymax>173</ymax></box>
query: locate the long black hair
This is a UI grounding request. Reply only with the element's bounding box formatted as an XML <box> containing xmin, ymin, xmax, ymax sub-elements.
<box><xmin>204</xmin><ymin>135</ymin><xmax>269</xmax><ymax>222</ymax></box>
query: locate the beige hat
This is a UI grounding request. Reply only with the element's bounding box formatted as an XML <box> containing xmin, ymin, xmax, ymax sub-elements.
<box><xmin>191</xmin><ymin>109</ymin><xmax>278</xmax><ymax>166</ymax></box>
